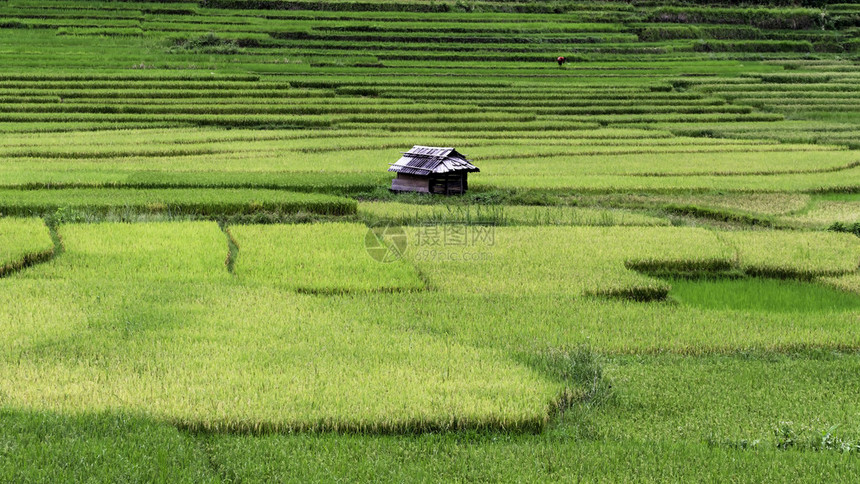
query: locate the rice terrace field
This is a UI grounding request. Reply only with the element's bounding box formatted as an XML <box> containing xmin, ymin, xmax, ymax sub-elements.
<box><xmin>1</xmin><ymin>0</ymin><xmax>860</xmax><ymax>481</ymax></box>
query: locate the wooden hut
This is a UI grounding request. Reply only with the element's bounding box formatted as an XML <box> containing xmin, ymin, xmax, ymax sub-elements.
<box><xmin>388</xmin><ymin>146</ymin><xmax>479</xmax><ymax>195</ymax></box>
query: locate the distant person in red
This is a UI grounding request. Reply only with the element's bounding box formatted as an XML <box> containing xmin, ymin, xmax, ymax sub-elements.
<box><xmin>557</xmin><ymin>56</ymin><xmax>566</xmax><ymax>66</ymax></box>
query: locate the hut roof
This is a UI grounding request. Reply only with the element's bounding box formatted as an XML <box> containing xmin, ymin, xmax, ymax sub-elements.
<box><xmin>388</xmin><ymin>146</ymin><xmax>479</xmax><ymax>176</ymax></box>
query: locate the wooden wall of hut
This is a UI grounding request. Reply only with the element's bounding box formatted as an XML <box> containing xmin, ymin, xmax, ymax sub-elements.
<box><xmin>429</xmin><ymin>173</ymin><xmax>467</xmax><ymax>195</ymax></box>
<box><xmin>390</xmin><ymin>172</ymin><xmax>468</xmax><ymax>195</ymax></box>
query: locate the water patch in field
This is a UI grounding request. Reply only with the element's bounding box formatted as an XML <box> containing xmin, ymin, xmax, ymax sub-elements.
<box><xmin>665</xmin><ymin>277</ymin><xmax>860</xmax><ymax>313</ymax></box>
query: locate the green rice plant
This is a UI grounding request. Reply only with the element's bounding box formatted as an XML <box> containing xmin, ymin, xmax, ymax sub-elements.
<box><xmin>202</xmin><ymin>428</ymin><xmax>860</xmax><ymax>482</ymax></box>
<box><xmin>646</xmin><ymin>6</ymin><xmax>825</xmax><ymax>30</ymax></box>
<box><xmin>652</xmin><ymin>193</ymin><xmax>812</xmax><ymax>218</ymax></box>
<box><xmin>0</xmin><ymin>127</ymin><xmax>670</xmax><ymax>151</ymax></box>
<box><xmin>18</xmin><ymin>221</ymin><xmax>231</xmax><ymax>282</ymax></box>
<box><xmin>780</xmin><ymin>199</ymin><xmax>860</xmax><ymax>228</ymax></box>
<box><xmin>693</xmin><ymin>40</ymin><xmax>814</xmax><ymax>53</ymax></box>
<box><xmin>119</xmin><ymin>171</ymin><xmax>384</xmax><ymax>193</ymax></box>
<box><xmin>0</xmin><ymin>73</ymin><xmax>260</xmax><ymax>82</ymax></box>
<box><xmin>723</xmin><ymin>230</ymin><xmax>860</xmax><ymax>278</ymax></box>
<box><xmin>358</xmin><ymin>202</ymin><xmax>669</xmax><ymax>227</ymax></box>
<box><xmin>595</xmin><ymin>353</ymin><xmax>860</xmax><ymax>445</ymax></box>
<box><xmin>475</xmin><ymin>149</ymin><xmax>856</xmax><ymax>179</ymax></box>
<box><xmin>0</xmin><ymin>189</ymin><xmax>357</xmax><ymax>217</ymax></box>
<box><xmin>56</xmin><ymin>27</ymin><xmax>144</xmax><ymax>36</ymax></box>
<box><xmin>2</xmin><ymin>0</ymin><xmax>860</xmax><ymax>474</ymax></box>
<box><xmin>0</xmin><ymin>126</ymin><xmax>855</xmax><ymax>193</ymax></box>
<box><xmin>0</xmin><ymin>217</ymin><xmax>55</xmax><ymax>277</ymax></box>
<box><xmin>0</xmin><ymin>101</ymin><xmax>488</xmax><ymax>116</ymax></box>
<box><xmin>0</xmin><ymin>112</ymin><xmax>335</xmax><ymax>128</ymax></box>
<box><xmin>0</xmin><ymin>121</ymin><xmax>189</xmax><ymax>134</ymax></box>
<box><xmin>0</xmin><ymin>88</ymin><xmax>330</xmax><ymax>100</ymax></box>
<box><xmin>0</xmin><ymin>409</ymin><xmax>216</xmax><ymax>483</ymax></box>
<box><xmin>229</xmin><ymin>222</ymin><xmax>424</xmax><ymax>293</ymax></box>
<box><xmin>2</xmin><ymin>137</ymin><xmax>855</xmax><ymax>192</ymax></box>
<box><xmin>0</xmin><ymin>81</ymin><xmax>289</xmax><ymax>91</ymax></box>
<box><xmin>474</xmin><ymin>163</ymin><xmax>860</xmax><ymax>193</ymax></box>
<box><xmin>198</xmin><ymin>350</ymin><xmax>860</xmax><ymax>478</ymax></box>
<box><xmin>409</xmin><ymin>226</ymin><xmax>733</xmax><ymax>300</ymax></box>
<box><xmin>0</xmin><ymin>225</ymin><xmax>560</xmax><ymax>433</ymax></box>
<box><xmin>0</xmin><ymin>126</ymin><xmax>375</xmax><ymax>149</ymax></box>
<box><xmin>666</xmin><ymin>277</ymin><xmax>860</xmax><ymax>313</ymax></box>
<box><xmin>528</xmin><ymin>104</ymin><xmax>752</xmax><ymax>116</ymax></box>
<box><xmin>818</xmin><ymin>271</ymin><xmax>860</xmax><ymax>295</ymax></box>
<box><xmin>660</xmin><ymin>120</ymin><xmax>860</xmax><ymax>148</ymax></box>
<box><xmin>331</xmin><ymin>288</ymin><xmax>860</xmax><ymax>355</ymax></box>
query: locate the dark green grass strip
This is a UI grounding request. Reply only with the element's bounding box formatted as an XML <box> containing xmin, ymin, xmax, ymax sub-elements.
<box><xmin>218</xmin><ymin>222</ymin><xmax>239</xmax><ymax>274</ymax></box>
<box><xmin>5</xmin><ymin>172</ymin><xmax>386</xmax><ymax>195</ymax></box>
<box><xmin>0</xmin><ymin>188</ymin><xmax>357</xmax><ymax>217</ymax></box>
<box><xmin>0</xmin><ymin>247</ymin><xmax>55</xmax><ymax>278</ymax></box>
<box><xmin>659</xmin><ymin>203</ymin><xmax>779</xmax><ymax>227</ymax></box>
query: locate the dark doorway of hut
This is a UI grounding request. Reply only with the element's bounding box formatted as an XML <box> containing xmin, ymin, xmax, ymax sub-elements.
<box><xmin>389</xmin><ymin>146</ymin><xmax>479</xmax><ymax>195</ymax></box>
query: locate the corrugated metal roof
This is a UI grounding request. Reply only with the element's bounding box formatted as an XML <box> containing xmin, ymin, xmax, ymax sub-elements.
<box><xmin>388</xmin><ymin>145</ymin><xmax>479</xmax><ymax>175</ymax></box>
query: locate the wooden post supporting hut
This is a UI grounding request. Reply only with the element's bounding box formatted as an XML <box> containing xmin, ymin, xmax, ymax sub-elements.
<box><xmin>389</xmin><ymin>146</ymin><xmax>479</xmax><ymax>195</ymax></box>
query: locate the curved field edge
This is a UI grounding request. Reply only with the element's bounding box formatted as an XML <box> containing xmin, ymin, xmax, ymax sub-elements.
<box><xmin>3</xmin><ymin>349</ymin><xmax>860</xmax><ymax>482</ymax></box>
<box><xmin>0</xmin><ymin>222</ymin><xmax>564</xmax><ymax>433</ymax></box>
<box><xmin>408</xmin><ymin>225</ymin><xmax>860</xmax><ymax>300</ymax></box>
<box><xmin>2</xmin><ymin>222</ymin><xmax>859</xmax><ymax>433</ymax></box>
<box><xmin>0</xmin><ymin>217</ymin><xmax>55</xmax><ymax>277</ymax></box>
